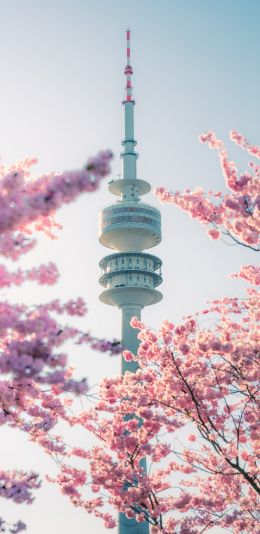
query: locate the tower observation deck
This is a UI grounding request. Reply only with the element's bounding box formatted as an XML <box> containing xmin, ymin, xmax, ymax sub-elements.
<box><xmin>99</xmin><ymin>30</ymin><xmax>162</xmax><ymax>534</ymax></box>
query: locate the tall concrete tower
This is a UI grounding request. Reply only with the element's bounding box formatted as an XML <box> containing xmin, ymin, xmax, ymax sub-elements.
<box><xmin>99</xmin><ymin>30</ymin><xmax>162</xmax><ymax>534</ymax></box>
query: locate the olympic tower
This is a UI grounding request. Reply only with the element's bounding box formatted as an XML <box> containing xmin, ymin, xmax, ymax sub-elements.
<box><xmin>99</xmin><ymin>30</ymin><xmax>162</xmax><ymax>534</ymax></box>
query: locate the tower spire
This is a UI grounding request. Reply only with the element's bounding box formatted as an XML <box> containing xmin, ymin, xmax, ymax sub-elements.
<box><xmin>108</xmin><ymin>30</ymin><xmax>151</xmax><ymax>199</ymax></box>
<box><xmin>124</xmin><ymin>28</ymin><xmax>133</xmax><ymax>102</ymax></box>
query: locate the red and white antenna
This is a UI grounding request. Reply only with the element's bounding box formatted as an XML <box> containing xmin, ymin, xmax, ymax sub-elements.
<box><xmin>124</xmin><ymin>28</ymin><xmax>133</xmax><ymax>101</ymax></box>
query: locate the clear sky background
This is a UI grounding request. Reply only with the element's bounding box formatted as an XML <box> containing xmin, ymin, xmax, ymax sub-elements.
<box><xmin>0</xmin><ymin>1</ymin><xmax>259</xmax><ymax>532</ymax></box>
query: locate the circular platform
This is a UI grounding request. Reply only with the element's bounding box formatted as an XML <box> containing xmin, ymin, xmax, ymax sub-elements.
<box><xmin>99</xmin><ymin>286</ymin><xmax>163</xmax><ymax>307</ymax></box>
<box><xmin>108</xmin><ymin>178</ymin><xmax>151</xmax><ymax>196</ymax></box>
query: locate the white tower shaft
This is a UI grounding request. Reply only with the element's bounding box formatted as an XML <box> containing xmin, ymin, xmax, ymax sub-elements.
<box><xmin>123</xmin><ymin>102</ymin><xmax>137</xmax><ymax>180</ymax></box>
<box><xmin>119</xmin><ymin>307</ymin><xmax>150</xmax><ymax>534</ymax></box>
<box><xmin>121</xmin><ymin>304</ymin><xmax>141</xmax><ymax>374</ymax></box>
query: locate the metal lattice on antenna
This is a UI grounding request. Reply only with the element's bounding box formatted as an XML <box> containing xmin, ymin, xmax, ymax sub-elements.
<box><xmin>124</xmin><ymin>28</ymin><xmax>133</xmax><ymax>101</ymax></box>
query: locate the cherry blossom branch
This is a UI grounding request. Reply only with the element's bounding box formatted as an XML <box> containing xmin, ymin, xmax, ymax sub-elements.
<box><xmin>155</xmin><ymin>131</ymin><xmax>260</xmax><ymax>251</ymax></box>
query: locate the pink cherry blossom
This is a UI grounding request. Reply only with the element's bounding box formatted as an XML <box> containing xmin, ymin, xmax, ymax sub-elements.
<box><xmin>0</xmin><ymin>471</ymin><xmax>40</xmax><ymax>504</ymax></box>
<box><xmin>230</xmin><ymin>129</ymin><xmax>260</xmax><ymax>159</ymax></box>
<box><xmin>208</xmin><ymin>228</ymin><xmax>221</xmax><ymax>240</ymax></box>
<box><xmin>156</xmin><ymin>132</ymin><xmax>260</xmax><ymax>251</ymax></box>
<box><xmin>231</xmin><ymin>264</ymin><xmax>260</xmax><ymax>286</ymax></box>
<box><xmin>0</xmin><ymin>151</ymin><xmax>112</xmax><ymax>236</ymax></box>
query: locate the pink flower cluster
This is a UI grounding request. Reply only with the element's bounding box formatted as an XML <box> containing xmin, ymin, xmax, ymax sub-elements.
<box><xmin>0</xmin><ymin>297</ymin><xmax>121</xmax><ymax>391</ymax></box>
<box><xmin>0</xmin><ymin>262</ymin><xmax>59</xmax><ymax>288</ymax></box>
<box><xmin>0</xmin><ymin>150</ymin><xmax>112</xmax><ymax>260</ymax></box>
<box><xmin>230</xmin><ymin>130</ymin><xmax>260</xmax><ymax>158</ymax></box>
<box><xmin>231</xmin><ymin>264</ymin><xmax>260</xmax><ymax>285</ymax></box>
<box><xmin>156</xmin><ymin>131</ymin><xmax>260</xmax><ymax>250</ymax></box>
<box><xmin>0</xmin><ymin>151</ymin><xmax>112</xmax><ymax>235</ymax></box>
<box><xmin>0</xmin><ymin>470</ymin><xmax>40</xmax><ymax>504</ymax></box>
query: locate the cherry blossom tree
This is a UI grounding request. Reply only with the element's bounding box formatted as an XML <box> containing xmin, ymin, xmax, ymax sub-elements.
<box><xmin>53</xmin><ymin>274</ymin><xmax>259</xmax><ymax>533</ymax></box>
<box><xmin>50</xmin><ymin>133</ymin><xmax>259</xmax><ymax>533</ymax></box>
<box><xmin>0</xmin><ymin>150</ymin><xmax>122</xmax><ymax>531</ymax></box>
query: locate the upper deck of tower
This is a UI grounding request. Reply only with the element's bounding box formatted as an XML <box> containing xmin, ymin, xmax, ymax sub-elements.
<box><xmin>99</xmin><ymin>29</ymin><xmax>162</xmax><ymax>252</ymax></box>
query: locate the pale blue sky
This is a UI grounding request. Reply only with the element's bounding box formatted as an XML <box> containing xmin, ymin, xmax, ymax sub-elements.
<box><xmin>0</xmin><ymin>1</ymin><xmax>259</xmax><ymax>532</ymax></box>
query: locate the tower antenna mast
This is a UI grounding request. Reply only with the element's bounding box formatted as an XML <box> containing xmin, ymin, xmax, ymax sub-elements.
<box><xmin>125</xmin><ymin>28</ymin><xmax>133</xmax><ymax>101</ymax></box>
